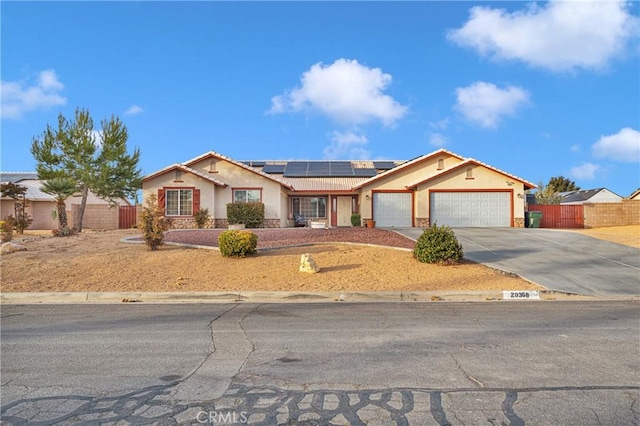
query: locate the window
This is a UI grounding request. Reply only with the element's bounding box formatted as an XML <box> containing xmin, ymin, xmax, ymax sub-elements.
<box><xmin>165</xmin><ymin>189</ymin><xmax>193</xmax><ymax>216</ymax></box>
<box><xmin>233</xmin><ymin>189</ymin><xmax>261</xmax><ymax>203</ymax></box>
<box><xmin>437</xmin><ymin>159</ymin><xmax>444</xmax><ymax>170</ymax></box>
<box><xmin>292</xmin><ymin>197</ymin><xmax>327</xmax><ymax>218</ymax></box>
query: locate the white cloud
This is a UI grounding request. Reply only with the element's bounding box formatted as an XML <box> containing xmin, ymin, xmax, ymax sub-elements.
<box><xmin>429</xmin><ymin>132</ymin><xmax>448</xmax><ymax>147</ymax></box>
<box><xmin>591</xmin><ymin>127</ymin><xmax>640</xmax><ymax>162</ymax></box>
<box><xmin>569</xmin><ymin>163</ymin><xmax>601</xmax><ymax>180</ymax></box>
<box><xmin>125</xmin><ymin>105</ymin><xmax>144</xmax><ymax>115</ymax></box>
<box><xmin>570</xmin><ymin>144</ymin><xmax>581</xmax><ymax>153</ymax></box>
<box><xmin>1</xmin><ymin>70</ymin><xmax>67</xmax><ymax>119</ymax></box>
<box><xmin>269</xmin><ymin>58</ymin><xmax>408</xmax><ymax>127</ymax></box>
<box><xmin>448</xmin><ymin>0</ymin><xmax>639</xmax><ymax>72</ymax></box>
<box><xmin>454</xmin><ymin>81</ymin><xmax>530</xmax><ymax>128</ymax></box>
<box><xmin>323</xmin><ymin>130</ymin><xmax>370</xmax><ymax>160</ymax></box>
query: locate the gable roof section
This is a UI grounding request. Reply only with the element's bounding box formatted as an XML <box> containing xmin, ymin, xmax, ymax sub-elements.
<box><xmin>627</xmin><ymin>188</ymin><xmax>640</xmax><ymax>200</ymax></box>
<box><xmin>560</xmin><ymin>188</ymin><xmax>621</xmax><ymax>203</ymax></box>
<box><xmin>405</xmin><ymin>158</ymin><xmax>536</xmax><ymax>190</ymax></box>
<box><xmin>352</xmin><ymin>148</ymin><xmax>465</xmax><ymax>190</ymax></box>
<box><xmin>182</xmin><ymin>151</ymin><xmax>293</xmax><ymax>190</ymax></box>
<box><xmin>1</xmin><ymin>172</ymin><xmax>39</xmax><ymax>184</ymax></box>
<box><xmin>142</xmin><ymin>163</ymin><xmax>227</xmax><ymax>187</ymax></box>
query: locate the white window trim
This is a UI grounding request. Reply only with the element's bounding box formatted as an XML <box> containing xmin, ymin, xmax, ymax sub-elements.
<box><xmin>165</xmin><ymin>189</ymin><xmax>193</xmax><ymax>216</ymax></box>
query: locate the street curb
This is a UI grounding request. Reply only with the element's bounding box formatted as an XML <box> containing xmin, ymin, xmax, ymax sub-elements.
<box><xmin>1</xmin><ymin>290</ymin><xmax>637</xmax><ymax>305</ymax></box>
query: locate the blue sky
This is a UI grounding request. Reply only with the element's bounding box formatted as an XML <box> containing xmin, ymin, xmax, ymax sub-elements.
<box><xmin>2</xmin><ymin>1</ymin><xmax>639</xmax><ymax>197</ymax></box>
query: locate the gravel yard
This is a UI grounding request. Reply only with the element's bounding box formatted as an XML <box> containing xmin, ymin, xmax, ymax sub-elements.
<box><xmin>1</xmin><ymin>228</ymin><xmax>540</xmax><ymax>293</ymax></box>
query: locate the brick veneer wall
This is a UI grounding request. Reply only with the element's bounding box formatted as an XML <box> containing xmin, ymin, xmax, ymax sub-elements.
<box><xmin>583</xmin><ymin>200</ymin><xmax>640</xmax><ymax>228</ymax></box>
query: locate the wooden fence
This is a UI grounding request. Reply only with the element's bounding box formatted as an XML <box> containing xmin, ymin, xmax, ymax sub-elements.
<box><xmin>527</xmin><ymin>205</ymin><xmax>584</xmax><ymax>228</ymax></box>
<box><xmin>119</xmin><ymin>205</ymin><xmax>138</xmax><ymax>229</ymax></box>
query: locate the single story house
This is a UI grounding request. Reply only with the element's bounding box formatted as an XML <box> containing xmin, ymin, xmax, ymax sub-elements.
<box><xmin>141</xmin><ymin>148</ymin><xmax>535</xmax><ymax>228</ymax></box>
<box><xmin>559</xmin><ymin>188</ymin><xmax>623</xmax><ymax>205</ymax></box>
<box><xmin>0</xmin><ymin>172</ymin><xmax>131</xmax><ymax>230</ymax></box>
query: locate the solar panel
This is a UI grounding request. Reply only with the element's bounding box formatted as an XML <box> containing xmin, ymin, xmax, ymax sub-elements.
<box><xmin>283</xmin><ymin>162</ymin><xmax>309</xmax><ymax>177</ymax></box>
<box><xmin>373</xmin><ymin>161</ymin><xmax>396</xmax><ymax>170</ymax></box>
<box><xmin>353</xmin><ymin>168</ymin><xmax>377</xmax><ymax>177</ymax></box>
<box><xmin>307</xmin><ymin>162</ymin><xmax>330</xmax><ymax>173</ymax></box>
<box><xmin>262</xmin><ymin>164</ymin><xmax>286</xmax><ymax>174</ymax></box>
<box><xmin>329</xmin><ymin>162</ymin><xmax>354</xmax><ymax>176</ymax></box>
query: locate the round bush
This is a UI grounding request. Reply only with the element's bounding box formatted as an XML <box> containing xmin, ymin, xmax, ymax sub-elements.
<box><xmin>413</xmin><ymin>223</ymin><xmax>463</xmax><ymax>264</ymax></box>
<box><xmin>218</xmin><ymin>230</ymin><xmax>258</xmax><ymax>258</ymax></box>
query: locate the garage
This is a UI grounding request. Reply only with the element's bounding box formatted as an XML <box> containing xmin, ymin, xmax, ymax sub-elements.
<box><xmin>430</xmin><ymin>191</ymin><xmax>511</xmax><ymax>227</ymax></box>
<box><xmin>373</xmin><ymin>192</ymin><xmax>412</xmax><ymax>227</ymax></box>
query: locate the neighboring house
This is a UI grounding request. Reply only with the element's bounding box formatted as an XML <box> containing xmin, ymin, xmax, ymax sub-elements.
<box><xmin>627</xmin><ymin>188</ymin><xmax>640</xmax><ymax>201</ymax></box>
<box><xmin>0</xmin><ymin>172</ymin><xmax>131</xmax><ymax>230</ymax></box>
<box><xmin>141</xmin><ymin>148</ymin><xmax>536</xmax><ymax>228</ymax></box>
<box><xmin>559</xmin><ymin>188</ymin><xmax>623</xmax><ymax>205</ymax></box>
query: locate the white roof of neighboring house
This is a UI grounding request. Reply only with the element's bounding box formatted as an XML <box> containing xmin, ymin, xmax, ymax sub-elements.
<box><xmin>560</xmin><ymin>188</ymin><xmax>622</xmax><ymax>203</ymax></box>
<box><xmin>3</xmin><ymin>179</ymin><xmax>56</xmax><ymax>201</ymax></box>
<box><xmin>627</xmin><ymin>188</ymin><xmax>640</xmax><ymax>200</ymax></box>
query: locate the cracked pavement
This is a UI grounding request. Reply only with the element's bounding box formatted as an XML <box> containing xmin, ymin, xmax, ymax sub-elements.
<box><xmin>2</xmin><ymin>301</ymin><xmax>639</xmax><ymax>424</ymax></box>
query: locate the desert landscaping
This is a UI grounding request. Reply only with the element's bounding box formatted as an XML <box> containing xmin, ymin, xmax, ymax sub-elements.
<box><xmin>1</xmin><ymin>226</ymin><xmax>636</xmax><ymax>294</ymax></box>
<box><xmin>0</xmin><ymin>227</ymin><xmax>539</xmax><ymax>293</ymax></box>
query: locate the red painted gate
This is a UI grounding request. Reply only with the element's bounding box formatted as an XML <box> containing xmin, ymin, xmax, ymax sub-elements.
<box><xmin>119</xmin><ymin>205</ymin><xmax>137</xmax><ymax>229</ymax></box>
<box><xmin>527</xmin><ymin>205</ymin><xmax>584</xmax><ymax>228</ymax></box>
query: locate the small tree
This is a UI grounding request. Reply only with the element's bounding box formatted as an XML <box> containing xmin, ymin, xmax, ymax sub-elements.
<box><xmin>548</xmin><ymin>176</ymin><xmax>580</xmax><ymax>193</ymax></box>
<box><xmin>41</xmin><ymin>177</ymin><xmax>78</xmax><ymax>231</ymax></box>
<box><xmin>534</xmin><ymin>181</ymin><xmax>562</xmax><ymax>204</ymax></box>
<box><xmin>140</xmin><ymin>194</ymin><xmax>169</xmax><ymax>250</ymax></box>
<box><xmin>0</xmin><ymin>182</ymin><xmax>33</xmax><ymax>234</ymax></box>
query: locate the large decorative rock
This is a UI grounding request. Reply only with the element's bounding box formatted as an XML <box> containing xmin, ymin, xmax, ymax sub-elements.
<box><xmin>299</xmin><ymin>253</ymin><xmax>320</xmax><ymax>273</ymax></box>
<box><xmin>1</xmin><ymin>242</ymin><xmax>27</xmax><ymax>255</ymax></box>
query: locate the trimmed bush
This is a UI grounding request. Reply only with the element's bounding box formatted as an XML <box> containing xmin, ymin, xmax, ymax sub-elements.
<box><xmin>413</xmin><ymin>223</ymin><xmax>463</xmax><ymax>264</ymax></box>
<box><xmin>227</xmin><ymin>203</ymin><xmax>264</xmax><ymax>228</ymax></box>
<box><xmin>350</xmin><ymin>213</ymin><xmax>361</xmax><ymax>227</ymax></box>
<box><xmin>218</xmin><ymin>230</ymin><xmax>258</xmax><ymax>258</ymax></box>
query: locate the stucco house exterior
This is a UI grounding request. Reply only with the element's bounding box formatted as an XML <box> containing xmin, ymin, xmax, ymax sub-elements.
<box><xmin>559</xmin><ymin>188</ymin><xmax>623</xmax><ymax>205</ymax></box>
<box><xmin>141</xmin><ymin>149</ymin><xmax>535</xmax><ymax>228</ymax></box>
<box><xmin>0</xmin><ymin>172</ymin><xmax>131</xmax><ymax>230</ymax></box>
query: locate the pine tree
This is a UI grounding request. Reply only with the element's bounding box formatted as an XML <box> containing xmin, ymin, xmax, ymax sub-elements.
<box><xmin>31</xmin><ymin>108</ymin><xmax>142</xmax><ymax>232</ymax></box>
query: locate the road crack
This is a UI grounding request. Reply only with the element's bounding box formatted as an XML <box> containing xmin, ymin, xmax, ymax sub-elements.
<box><xmin>450</xmin><ymin>355</ymin><xmax>486</xmax><ymax>389</ymax></box>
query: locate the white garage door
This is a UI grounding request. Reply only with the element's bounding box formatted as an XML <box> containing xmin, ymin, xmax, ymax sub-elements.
<box><xmin>430</xmin><ymin>192</ymin><xmax>511</xmax><ymax>227</ymax></box>
<box><xmin>373</xmin><ymin>192</ymin><xmax>412</xmax><ymax>227</ymax></box>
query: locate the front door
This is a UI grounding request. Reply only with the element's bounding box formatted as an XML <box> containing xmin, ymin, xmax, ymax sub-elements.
<box><xmin>337</xmin><ymin>196</ymin><xmax>352</xmax><ymax>226</ymax></box>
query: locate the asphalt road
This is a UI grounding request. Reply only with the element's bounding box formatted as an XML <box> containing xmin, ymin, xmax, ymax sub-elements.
<box><xmin>1</xmin><ymin>302</ymin><xmax>639</xmax><ymax>425</ymax></box>
<box><xmin>396</xmin><ymin>227</ymin><xmax>640</xmax><ymax>297</ymax></box>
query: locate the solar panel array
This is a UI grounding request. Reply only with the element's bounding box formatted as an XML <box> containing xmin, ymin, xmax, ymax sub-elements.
<box><xmin>282</xmin><ymin>161</ymin><xmax>377</xmax><ymax>177</ymax></box>
<box><xmin>241</xmin><ymin>161</ymin><xmax>266</xmax><ymax>167</ymax></box>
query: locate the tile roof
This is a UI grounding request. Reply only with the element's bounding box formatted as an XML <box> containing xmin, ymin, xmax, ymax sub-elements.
<box><xmin>280</xmin><ymin>177</ymin><xmax>369</xmax><ymax>192</ymax></box>
<box><xmin>142</xmin><ymin>163</ymin><xmax>227</xmax><ymax>187</ymax></box>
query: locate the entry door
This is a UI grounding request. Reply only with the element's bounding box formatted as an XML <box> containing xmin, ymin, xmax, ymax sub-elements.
<box><xmin>337</xmin><ymin>196</ymin><xmax>352</xmax><ymax>226</ymax></box>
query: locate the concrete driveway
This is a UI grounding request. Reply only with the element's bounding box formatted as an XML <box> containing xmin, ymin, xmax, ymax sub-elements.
<box><xmin>395</xmin><ymin>227</ymin><xmax>640</xmax><ymax>297</ymax></box>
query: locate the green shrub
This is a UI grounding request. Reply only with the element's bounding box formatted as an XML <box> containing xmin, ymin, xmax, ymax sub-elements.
<box><xmin>227</xmin><ymin>203</ymin><xmax>264</xmax><ymax>228</ymax></box>
<box><xmin>218</xmin><ymin>230</ymin><xmax>258</xmax><ymax>258</ymax></box>
<box><xmin>350</xmin><ymin>213</ymin><xmax>361</xmax><ymax>227</ymax></box>
<box><xmin>413</xmin><ymin>223</ymin><xmax>463</xmax><ymax>264</ymax></box>
<box><xmin>140</xmin><ymin>194</ymin><xmax>170</xmax><ymax>250</ymax></box>
<box><xmin>194</xmin><ymin>208</ymin><xmax>210</xmax><ymax>228</ymax></box>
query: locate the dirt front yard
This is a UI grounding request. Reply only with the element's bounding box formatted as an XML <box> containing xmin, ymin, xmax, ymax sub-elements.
<box><xmin>1</xmin><ymin>228</ymin><xmax>541</xmax><ymax>293</ymax></box>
